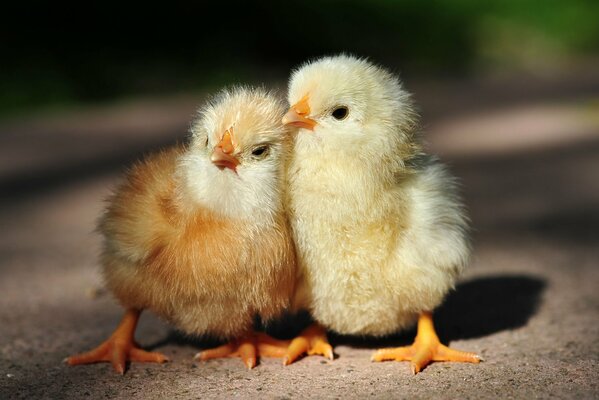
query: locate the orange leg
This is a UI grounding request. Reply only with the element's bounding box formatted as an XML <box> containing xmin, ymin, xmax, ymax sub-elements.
<box><xmin>371</xmin><ymin>312</ymin><xmax>482</xmax><ymax>374</ymax></box>
<box><xmin>65</xmin><ymin>309</ymin><xmax>169</xmax><ymax>374</ymax></box>
<box><xmin>283</xmin><ymin>323</ymin><xmax>334</xmax><ymax>366</ymax></box>
<box><xmin>196</xmin><ymin>331</ymin><xmax>290</xmax><ymax>369</ymax></box>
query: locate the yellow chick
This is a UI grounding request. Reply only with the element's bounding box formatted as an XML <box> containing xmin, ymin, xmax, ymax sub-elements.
<box><xmin>281</xmin><ymin>55</ymin><xmax>481</xmax><ymax>373</ymax></box>
<box><xmin>66</xmin><ymin>87</ymin><xmax>296</xmax><ymax>373</ymax></box>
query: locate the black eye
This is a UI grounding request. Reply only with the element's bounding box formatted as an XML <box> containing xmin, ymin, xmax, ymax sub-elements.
<box><xmin>251</xmin><ymin>145</ymin><xmax>269</xmax><ymax>158</ymax></box>
<box><xmin>204</xmin><ymin>136</ymin><xmax>209</xmax><ymax>147</ymax></box>
<box><xmin>332</xmin><ymin>106</ymin><xmax>349</xmax><ymax>120</ymax></box>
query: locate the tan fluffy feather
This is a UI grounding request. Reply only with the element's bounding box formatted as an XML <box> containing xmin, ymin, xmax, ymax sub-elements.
<box><xmin>101</xmin><ymin>87</ymin><xmax>296</xmax><ymax>339</ymax></box>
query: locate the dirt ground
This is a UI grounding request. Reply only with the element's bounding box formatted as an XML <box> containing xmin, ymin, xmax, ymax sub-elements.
<box><xmin>1</xmin><ymin>75</ymin><xmax>598</xmax><ymax>399</ymax></box>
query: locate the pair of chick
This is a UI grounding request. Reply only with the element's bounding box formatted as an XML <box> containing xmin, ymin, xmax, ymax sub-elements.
<box><xmin>67</xmin><ymin>55</ymin><xmax>480</xmax><ymax>375</ymax></box>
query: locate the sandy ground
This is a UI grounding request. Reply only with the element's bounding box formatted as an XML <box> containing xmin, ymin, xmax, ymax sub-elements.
<box><xmin>1</xmin><ymin>76</ymin><xmax>598</xmax><ymax>399</ymax></box>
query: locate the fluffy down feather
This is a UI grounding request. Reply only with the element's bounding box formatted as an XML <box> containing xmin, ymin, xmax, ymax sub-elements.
<box><xmin>286</xmin><ymin>55</ymin><xmax>470</xmax><ymax>336</ymax></box>
<box><xmin>101</xmin><ymin>87</ymin><xmax>296</xmax><ymax>339</ymax></box>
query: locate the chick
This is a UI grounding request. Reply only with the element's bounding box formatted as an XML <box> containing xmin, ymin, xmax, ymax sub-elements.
<box><xmin>281</xmin><ymin>55</ymin><xmax>481</xmax><ymax>373</ymax></box>
<box><xmin>66</xmin><ymin>87</ymin><xmax>296</xmax><ymax>373</ymax></box>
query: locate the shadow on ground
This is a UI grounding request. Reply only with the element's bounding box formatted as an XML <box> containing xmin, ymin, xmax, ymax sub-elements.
<box><xmin>436</xmin><ymin>275</ymin><xmax>546</xmax><ymax>341</ymax></box>
<box><xmin>326</xmin><ymin>275</ymin><xmax>546</xmax><ymax>350</ymax></box>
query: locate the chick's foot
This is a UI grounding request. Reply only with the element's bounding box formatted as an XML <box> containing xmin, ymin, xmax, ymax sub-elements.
<box><xmin>196</xmin><ymin>332</ymin><xmax>290</xmax><ymax>369</ymax></box>
<box><xmin>371</xmin><ymin>312</ymin><xmax>481</xmax><ymax>374</ymax></box>
<box><xmin>283</xmin><ymin>323</ymin><xmax>334</xmax><ymax>365</ymax></box>
<box><xmin>65</xmin><ymin>309</ymin><xmax>168</xmax><ymax>374</ymax></box>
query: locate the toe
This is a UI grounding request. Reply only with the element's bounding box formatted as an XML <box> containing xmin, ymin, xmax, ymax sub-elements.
<box><xmin>130</xmin><ymin>348</ymin><xmax>169</xmax><ymax>363</ymax></box>
<box><xmin>307</xmin><ymin>341</ymin><xmax>334</xmax><ymax>360</ymax></box>
<box><xmin>238</xmin><ymin>339</ymin><xmax>257</xmax><ymax>370</ymax></box>
<box><xmin>410</xmin><ymin>344</ymin><xmax>434</xmax><ymax>374</ymax></box>
<box><xmin>196</xmin><ymin>342</ymin><xmax>236</xmax><ymax>361</ymax></box>
<box><xmin>371</xmin><ymin>346</ymin><xmax>413</xmax><ymax>362</ymax></box>
<box><xmin>110</xmin><ymin>342</ymin><xmax>128</xmax><ymax>374</ymax></box>
<box><xmin>434</xmin><ymin>344</ymin><xmax>482</xmax><ymax>363</ymax></box>
<box><xmin>65</xmin><ymin>342</ymin><xmax>110</xmax><ymax>366</ymax></box>
<box><xmin>283</xmin><ymin>336</ymin><xmax>310</xmax><ymax>366</ymax></box>
<box><xmin>257</xmin><ymin>342</ymin><xmax>288</xmax><ymax>358</ymax></box>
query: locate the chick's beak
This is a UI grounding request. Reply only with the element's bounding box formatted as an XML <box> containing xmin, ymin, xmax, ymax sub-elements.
<box><xmin>282</xmin><ymin>95</ymin><xmax>317</xmax><ymax>131</ymax></box>
<box><xmin>211</xmin><ymin>129</ymin><xmax>240</xmax><ymax>172</ymax></box>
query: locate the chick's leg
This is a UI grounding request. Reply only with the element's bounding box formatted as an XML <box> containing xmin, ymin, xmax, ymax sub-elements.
<box><xmin>196</xmin><ymin>331</ymin><xmax>290</xmax><ymax>369</ymax></box>
<box><xmin>283</xmin><ymin>323</ymin><xmax>334</xmax><ymax>365</ymax></box>
<box><xmin>371</xmin><ymin>312</ymin><xmax>481</xmax><ymax>374</ymax></box>
<box><xmin>65</xmin><ymin>309</ymin><xmax>168</xmax><ymax>374</ymax></box>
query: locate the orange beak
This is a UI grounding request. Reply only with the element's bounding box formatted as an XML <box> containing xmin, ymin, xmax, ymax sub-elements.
<box><xmin>282</xmin><ymin>95</ymin><xmax>317</xmax><ymax>131</ymax></box>
<box><xmin>211</xmin><ymin>128</ymin><xmax>240</xmax><ymax>172</ymax></box>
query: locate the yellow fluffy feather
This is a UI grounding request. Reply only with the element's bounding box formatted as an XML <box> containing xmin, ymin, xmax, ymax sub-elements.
<box><xmin>285</xmin><ymin>55</ymin><xmax>470</xmax><ymax>336</ymax></box>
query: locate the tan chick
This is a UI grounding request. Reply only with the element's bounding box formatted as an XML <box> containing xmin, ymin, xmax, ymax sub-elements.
<box><xmin>281</xmin><ymin>55</ymin><xmax>481</xmax><ymax>373</ymax></box>
<box><xmin>66</xmin><ymin>87</ymin><xmax>296</xmax><ymax>373</ymax></box>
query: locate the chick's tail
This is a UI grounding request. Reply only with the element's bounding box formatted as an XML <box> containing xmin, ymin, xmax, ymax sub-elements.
<box><xmin>65</xmin><ymin>309</ymin><xmax>169</xmax><ymax>374</ymax></box>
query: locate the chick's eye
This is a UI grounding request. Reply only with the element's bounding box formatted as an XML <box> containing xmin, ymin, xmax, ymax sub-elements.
<box><xmin>332</xmin><ymin>106</ymin><xmax>349</xmax><ymax>120</ymax></box>
<box><xmin>251</xmin><ymin>145</ymin><xmax>269</xmax><ymax>158</ymax></box>
<box><xmin>204</xmin><ymin>136</ymin><xmax>209</xmax><ymax>147</ymax></box>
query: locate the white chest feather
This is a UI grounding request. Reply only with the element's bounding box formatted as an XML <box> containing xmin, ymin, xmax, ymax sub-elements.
<box><xmin>178</xmin><ymin>152</ymin><xmax>279</xmax><ymax>224</ymax></box>
<box><xmin>288</xmin><ymin>149</ymin><xmax>468</xmax><ymax>336</ymax></box>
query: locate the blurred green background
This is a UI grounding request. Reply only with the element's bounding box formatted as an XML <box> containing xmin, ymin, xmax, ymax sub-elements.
<box><xmin>2</xmin><ymin>0</ymin><xmax>599</xmax><ymax>118</ymax></box>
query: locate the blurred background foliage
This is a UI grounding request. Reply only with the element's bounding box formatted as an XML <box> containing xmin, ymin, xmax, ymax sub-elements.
<box><xmin>1</xmin><ymin>0</ymin><xmax>598</xmax><ymax>118</ymax></box>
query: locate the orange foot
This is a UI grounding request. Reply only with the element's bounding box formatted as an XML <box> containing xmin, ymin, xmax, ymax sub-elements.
<box><xmin>196</xmin><ymin>332</ymin><xmax>290</xmax><ymax>369</ymax></box>
<box><xmin>65</xmin><ymin>309</ymin><xmax>168</xmax><ymax>374</ymax></box>
<box><xmin>371</xmin><ymin>312</ymin><xmax>482</xmax><ymax>374</ymax></box>
<box><xmin>283</xmin><ymin>323</ymin><xmax>334</xmax><ymax>365</ymax></box>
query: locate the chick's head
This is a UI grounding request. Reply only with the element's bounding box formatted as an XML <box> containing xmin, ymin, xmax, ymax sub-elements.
<box><xmin>284</xmin><ymin>55</ymin><xmax>420</xmax><ymax>170</ymax></box>
<box><xmin>179</xmin><ymin>87</ymin><xmax>291</xmax><ymax>220</ymax></box>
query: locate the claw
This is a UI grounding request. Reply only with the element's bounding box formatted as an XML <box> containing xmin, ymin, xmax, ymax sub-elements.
<box><xmin>371</xmin><ymin>312</ymin><xmax>481</xmax><ymax>374</ymax></box>
<box><xmin>66</xmin><ymin>309</ymin><xmax>168</xmax><ymax>374</ymax></box>
<box><xmin>198</xmin><ymin>331</ymin><xmax>289</xmax><ymax>369</ymax></box>
<box><xmin>283</xmin><ymin>323</ymin><xmax>334</xmax><ymax>365</ymax></box>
